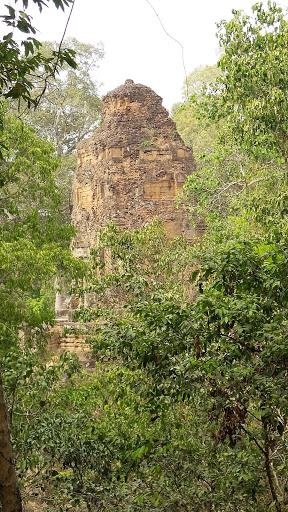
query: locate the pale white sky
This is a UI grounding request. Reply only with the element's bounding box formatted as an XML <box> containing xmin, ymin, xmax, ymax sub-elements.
<box><xmin>3</xmin><ymin>0</ymin><xmax>286</xmax><ymax>110</ymax></box>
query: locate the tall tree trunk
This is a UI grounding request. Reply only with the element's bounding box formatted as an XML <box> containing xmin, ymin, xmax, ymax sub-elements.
<box><xmin>264</xmin><ymin>424</ymin><xmax>282</xmax><ymax>512</ymax></box>
<box><xmin>0</xmin><ymin>365</ymin><xmax>22</xmax><ymax>512</ymax></box>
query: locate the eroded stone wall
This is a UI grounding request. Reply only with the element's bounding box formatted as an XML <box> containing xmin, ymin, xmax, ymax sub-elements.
<box><xmin>54</xmin><ymin>79</ymin><xmax>203</xmax><ymax>328</ymax></box>
<box><xmin>71</xmin><ymin>79</ymin><xmax>201</xmax><ymax>260</ymax></box>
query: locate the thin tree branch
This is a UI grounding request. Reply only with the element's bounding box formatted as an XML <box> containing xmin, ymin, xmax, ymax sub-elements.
<box><xmin>240</xmin><ymin>425</ymin><xmax>266</xmax><ymax>456</ymax></box>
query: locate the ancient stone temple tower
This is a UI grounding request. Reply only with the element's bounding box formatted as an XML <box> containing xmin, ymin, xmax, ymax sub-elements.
<box><xmin>52</xmin><ymin>79</ymin><xmax>202</xmax><ymax>357</ymax></box>
<box><xmin>54</xmin><ymin>79</ymin><xmax>201</xmax><ymax>327</ymax></box>
<box><xmin>71</xmin><ymin>79</ymin><xmax>197</xmax><ymax>259</ymax></box>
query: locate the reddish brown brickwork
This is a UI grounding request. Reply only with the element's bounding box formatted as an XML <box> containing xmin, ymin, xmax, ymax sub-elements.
<box><xmin>55</xmin><ymin>80</ymin><xmax>203</xmax><ymax>325</ymax></box>
<box><xmin>71</xmin><ymin>79</ymin><xmax>199</xmax><ymax>259</ymax></box>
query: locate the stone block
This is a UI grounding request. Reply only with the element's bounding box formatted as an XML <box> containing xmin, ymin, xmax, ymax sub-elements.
<box><xmin>76</xmin><ymin>185</ymin><xmax>92</xmax><ymax>209</ymax></box>
<box><xmin>144</xmin><ymin>180</ymin><xmax>175</xmax><ymax>200</ymax></box>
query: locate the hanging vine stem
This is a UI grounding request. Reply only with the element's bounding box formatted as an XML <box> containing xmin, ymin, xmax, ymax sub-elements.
<box><xmin>53</xmin><ymin>0</ymin><xmax>77</xmax><ymax>75</ymax></box>
<box><xmin>34</xmin><ymin>0</ymin><xmax>77</xmax><ymax>108</ymax></box>
<box><xmin>144</xmin><ymin>0</ymin><xmax>189</xmax><ymax>100</ymax></box>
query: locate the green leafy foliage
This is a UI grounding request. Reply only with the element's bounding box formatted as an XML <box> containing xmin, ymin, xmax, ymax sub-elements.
<box><xmin>16</xmin><ymin>218</ymin><xmax>280</xmax><ymax>511</ymax></box>
<box><xmin>200</xmin><ymin>2</ymin><xmax>288</xmax><ymax>165</ymax></box>
<box><xmin>25</xmin><ymin>38</ymin><xmax>104</xmax><ymax>156</ymax></box>
<box><xmin>0</xmin><ymin>3</ymin><xmax>85</xmax><ymax>511</ymax></box>
<box><xmin>0</xmin><ymin>112</ymin><xmax>86</xmax><ymax>344</ymax></box>
<box><xmin>73</xmin><ymin>220</ymin><xmax>194</xmax><ymax>313</ymax></box>
<box><xmin>183</xmin><ymin>3</ymin><xmax>288</xmax><ymax>247</ymax></box>
<box><xmin>2</xmin><ymin>2</ymin><xmax>288</xmax><ymax>511</ymax></box>
<box><xmin>0</xmin><ymin>1</ymin><xmax>76</xmax><ymax>108</ymax></box>
<box><xmin>172</xmin><ymin>65</ymin><xmax>219</xmax><ymax>155</ymax></box>
<box><xmin>0</xmin><ymin>0</ymin><xmax>76</xmax><ymax>160</ymax></box>
<box><xmin>24</xmin><ymin>38</ymin><xmax>104</xmax><ymax>220</ymax></box>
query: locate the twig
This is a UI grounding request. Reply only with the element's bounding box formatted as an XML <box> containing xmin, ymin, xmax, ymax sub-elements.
<box><xmin>246</xmin><ymin>409</ymin><xmax>263</xmax><ymax>424</ymax></box>
<box><xmin>240</xmin><ymin>425</ymin><xmax>266</xmax><ymax>456</ymax></box>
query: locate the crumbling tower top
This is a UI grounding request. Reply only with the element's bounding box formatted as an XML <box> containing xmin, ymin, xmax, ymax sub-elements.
<box><xmin>72</xmin><ymin>80</ymin><xmax>199</xmax><ymax>259</ymax></box>
<box><xmin>103</xmin><ymin>78</ymin><xmax>163</xmax><ymax>113</ymax></box>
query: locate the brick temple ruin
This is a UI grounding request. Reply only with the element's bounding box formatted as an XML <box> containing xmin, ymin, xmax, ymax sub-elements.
<box><xmin>53</xmin><ymin>80</ymin><xmax>201</xmax><ymax>356</ymax></box>
<box><xmin>71</xmin><ymin>79</ymin><xmax>199</xmax><ymax>259</ymax></box>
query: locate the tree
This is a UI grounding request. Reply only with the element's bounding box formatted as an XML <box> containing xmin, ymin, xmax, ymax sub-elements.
<box><xmin>24</xmin><ymin>38</ymin><xmax>104</xmax><ymax>220</ymax></box>
<box><xmin>176</xmin><ymin>5</ymin><xmax>288</xmax><ymax>509</ymax></box>
<box><xmin>183</xmin><ymin>3</ymin><xmax>288</xmax><ymax>243</ymax></box>
<box><xmin>183</xmin><ymin>133</ymin><xmax>284</xmax><ymax>233</ymax></box>
<box><xmin>189</xmin><ymin>238</ymin><xmax>288</xmax><ymax>511</ymax></box>
<box><xmin>0</xmin><ymin>366</ymin><xmax>22</xmax><ymax>512</ymax></box>
<box><xmin>25</xmin><ymin>38</ymin><xmax>104</xmax><ymax>157</ymax></box>
<box><xmin>0</xmin><ymin>0</ymin><xmax>76</xmax><ymax>114</ymax></box>
<box><xmin>70</xmin><ymin>221</ymin><xmax>288</xmax><ymax>511</ymax></box>
<box><xmin>184</xmin><ymin>65</ymin><xmax>220</xmax><ymax>98</ymax></box>
<box><xmin>68</xmin><ymin>8</ymin><xmax>288</xmax><ymax>501</ymax></box>
<box><xmin>0</xmin><ymin>2</ymin><xmax>78</xmax><ymax>508</ymax></box>
<box><xmin>172</xmin><ymin>65</ymin><xmax>219</xmax><ymax>155</ymax></box>
<box><xmin>0</xmin><ymin>0</ymin><xmax>76</xmax><ymax>160</ymax></box>
<box><xmin>78</xmin><ymin>220</ymin><xmax>193</xmax><ymax>307</ymax></box>
<box><xmin>201</xmin><ymin>2</ymin><xmax>288</xmax><ymax>166</ymax></box>
<box><xmin>0</xmin><ymin>112</ymin><xmax>85</xmax><ymax>512</ymax></box>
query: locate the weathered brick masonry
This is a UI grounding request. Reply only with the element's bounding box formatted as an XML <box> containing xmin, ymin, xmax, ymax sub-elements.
<box><xmin>53</xmin><ymin>80</ymin><xmax>202</xmax><ymax>353</ymax></box>
<box><xmin>71</xmin><ymin>79</ymin><xmax>199</xmax><ymax>259</ymax></box>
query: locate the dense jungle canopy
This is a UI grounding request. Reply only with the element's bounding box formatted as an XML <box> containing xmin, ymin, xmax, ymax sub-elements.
<box><xmin>0</xmin><ymin>1</ymin><xmax>288</xmax><ymax>511</ymax></box>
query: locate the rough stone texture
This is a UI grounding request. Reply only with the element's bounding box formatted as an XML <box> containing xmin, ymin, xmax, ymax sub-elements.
<box><xmin>71</xmin><ymin>79</ymin><xmax>201</xmax><ymax>260</ymax></box>
<box><xmin>54</xmin><ymin>80</ymin><xmax>203</xmax><ymax>339</ymax></box>
<box><xmin>49</xmin><ymin>324</ymin><xmax>93</xmax><ymax>366</ymax></box>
